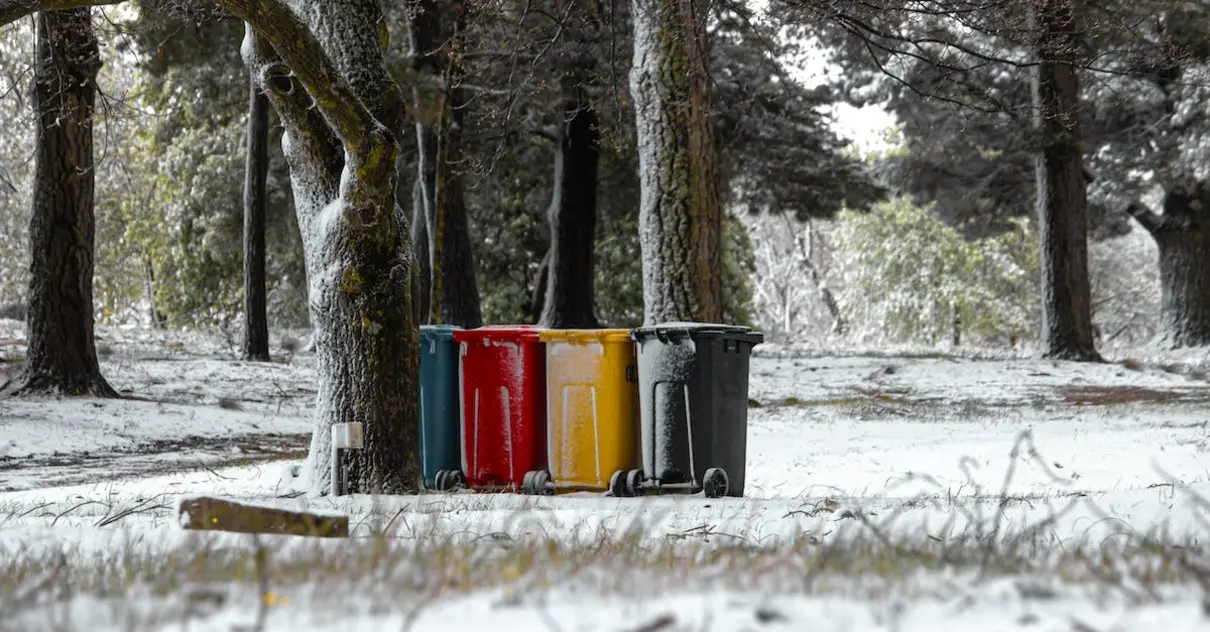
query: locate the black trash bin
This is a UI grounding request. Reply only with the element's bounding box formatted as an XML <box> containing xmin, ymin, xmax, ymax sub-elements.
<box><xmin>613</xmin><ymin>322</ymin><xmax>763</xmax><ymax>499</ymax></box>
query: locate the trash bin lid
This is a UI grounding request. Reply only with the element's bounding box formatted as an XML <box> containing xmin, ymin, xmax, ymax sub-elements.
<box><xmin>631</xmin><ymin>322</ymin><xmax>764</xmax><ymax>344</ymax></box>
<box><xmin>538</xmin><ymin>328</ymin><xmax>632</xmax><ymax>344</ymax></box>
<box><xmin>420</xmin><ymin>324</ymin><xmax>462</xmax><ymax>341</ymax></box>
<box><xmin>452</xmin><ymin>324</ymin><xmax>545</xmax><ymax>343</ymax></box>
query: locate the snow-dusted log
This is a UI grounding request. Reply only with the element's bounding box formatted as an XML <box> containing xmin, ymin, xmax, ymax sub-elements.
<box><xmin>630</xmin><ymin>0</ymin><xmax>723</xmax><ymax>324</ymax></box>
<box><xmin>232</xmin><ymin>0</ymin><xmax>421</xmax><ymax>495</ymax></box>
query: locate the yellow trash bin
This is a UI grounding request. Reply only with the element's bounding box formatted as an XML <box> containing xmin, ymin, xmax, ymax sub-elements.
<box><xmin>539</xmin><ymin>329</ymin><xmax>641</xmax><ymax>493</ymax></box>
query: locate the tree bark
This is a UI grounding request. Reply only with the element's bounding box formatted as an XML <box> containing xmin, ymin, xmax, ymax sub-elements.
<box><xmin>241</xmin><ymin>50</ymin><xmax>271</xmax><ymax>362</ymax></box>
<box><xmin>408</xmin><ymin>0</ymin><xmax>481</xmax><ymax>328</ymax></box>
<box><xmin>431</xmin><ymin>84</ymin><xmax>482</xmax><ymax>327</ymax></box>
<box><xmin>530</xmin><ymin>250</ymin><xmax>550</xmax><ymax>324</ymax></box>
<box><xmin>538</xmin><ymin>93</ymin><xmax>600</xmax><ymax>329</ymax></box>
<box><xmin>1123</xmin><ymin>183</ymin><xmax>1210</xmax><ymax>348</ymax></box>
<box><xmin>235</xmin><ymin>0</ymin><xmax>420</xmax><ymax>495</ymax></box>
<box><xmin>1031</xmin><ymin>0</ymin><xmax>1100</xmax><ymax>361</ymax></box>
<box><xmin>411</xmin><ymin>177</ymin><xmax>431</xmax><ymax>324</ymax></box>
<box><xmin>8</xmin><ymin>8</ymin><xmax>116</xmax><ymax>397</ymax></box>
<box><xmin>630</xmin><ymin>0</ymin><xmax>723</xmax><ymax>324</ymax></box>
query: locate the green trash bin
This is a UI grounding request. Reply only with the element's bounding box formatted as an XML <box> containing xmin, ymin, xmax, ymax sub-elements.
<box><xmin>420</xmin><ymin>325</ymin><xmax>464</xmax><ymax>491</ymax></box>
<box><xmin>621</xmin><ymin>322</ymin><xmax>763</xmax><ymax>498</ymax></box>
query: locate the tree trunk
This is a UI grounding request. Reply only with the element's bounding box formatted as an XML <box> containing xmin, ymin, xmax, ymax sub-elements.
<box><xmin>408</xmin><ymin>0</ymin><xmax>481</xmax><ymax>328</ymax></box>
<box><xmin>411</xmin><ymin>177</ymin><xmax>431</xmax><ymax>324</ymax></box>
<box><xmin>630</xmin><ymin>0</ymin><xmax>723</xmax><ymax>325</ymax></box>
<box><xmin>1124</xmin><ymin>181</ymin><xmax>1210</xmax><ymax>348</ymax></box>
<box><xmin>1031</xmin><ymin>0</ymin><xmax>1100</xmax><ymax>361</ymax></box>
<box><xmin>432</xmin><ymin>84</ymin><xmax>482</xmax><ymax>328</ymax></box>
<box><xmin>238</xmin><ymin>3</ymin><xmax>420</xmax><ymax>495</ymax></box>
<box><xmin>9</xmin><ymin>8</ymin><xmax>115</xmax><ymax>397</ymax></box>
<box><xmin>530</xmin><ymin>251</ymin><xmax>550</xmax><ymax>324</ymax></box>
<box><xmin>241</xmin><ymin>63</ymin><xmax>271</xmax><ymax>362</ymax></box>
<box><xmin>538</xmin><ymin>94</ymin><xmax>600</xmax><ymax>329</ymax></box>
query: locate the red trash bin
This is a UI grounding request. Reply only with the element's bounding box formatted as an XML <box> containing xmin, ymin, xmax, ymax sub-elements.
<box><xmin>453</xmin><ymin>325</ymin><xmax>549</xmax><ymax>493</ymax></box>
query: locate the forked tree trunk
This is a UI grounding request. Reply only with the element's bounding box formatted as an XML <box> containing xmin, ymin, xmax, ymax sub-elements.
<box><xmin>241</xmin><ymin>64</ymin><xmax>271</xmax><ymax>362</ymax></box>
<box><xmin>10</xmin><ymin>8</ymin><xmax>116</xmax><ymax>397</ymax></box>
<box><xmin>538</xmin><ymin>93</ymin><xmax>600</xmax><ymax>329</ymax></box>
<box><xmin>239</xmin><ymin>4</ymin><xmax>420</xmax><ymax>495</ymax></box>
<box><xmin>630</xmin><ymin>0</ymin><xmax>723</xmax><ymax>324</ymax></box>
<box><xmin>1031</xmin><ymin>0</ymin><xmax>1100</xmax><ymax>361</ymax></box>
<box><xmin>1124</xmin><ymin>181</ymin><xmax>1210</xmax><ymax>348</ymax></box>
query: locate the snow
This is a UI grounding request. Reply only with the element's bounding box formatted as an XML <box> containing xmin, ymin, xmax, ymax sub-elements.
<box><xmin>3</xmin><ymin>322</ymin><xmax>1210</xmax><ymax>629</ymax></box>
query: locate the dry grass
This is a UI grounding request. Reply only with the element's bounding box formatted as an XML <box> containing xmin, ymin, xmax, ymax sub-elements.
<box><xmin>0</xmin><ymin>518</ymin><xmax>1205</xmax><ymax>601</ymax></box>
<box><xmin>1059</xmin><ymin>385</ymin><xmax>1210</xmax><ymax>406</ymax></box>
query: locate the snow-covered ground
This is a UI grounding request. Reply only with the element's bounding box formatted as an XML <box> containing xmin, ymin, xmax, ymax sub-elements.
<box><xmin>2</xmin><ymin>320</ymin><xmax>1209</xmax><ymax>630</ymax></box>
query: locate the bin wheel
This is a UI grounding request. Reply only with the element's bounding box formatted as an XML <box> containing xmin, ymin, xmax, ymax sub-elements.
<box><xmin>434</xmin><ymin>470</ymin><xmax>449</xmax><ymax>492</ymax></box>
<box><xmin>608</xmin><ymin>470</ymin><xmax>629</xmax><ymax>497</ymax></box>
<box><xmin>533</xmin><ymin>470</ymin><xmax>553</xmax><ymax>496</ymax></box>
<box><xmin>445</xmin><ymin>470</ymin><xmax>465</xmax><ymax>491</ymax></box>
<box><xmin>625</xmin><ymin>469</ymin><xmax>645</xmax><ymax>496</ymax></box>
<box><xmin>521</xmin><ymin>471</ymin><xmax>537</xmax><ymax>494</ymax></box>
<box><xmin>702</xmin><ymin>468</ymin><xmax>729</xmax><ymax>499</ymax></box>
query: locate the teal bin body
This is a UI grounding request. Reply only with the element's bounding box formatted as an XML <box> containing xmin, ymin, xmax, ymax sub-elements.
<box><xmin>420</xmin><ymin>325</ymin><xmax>463</xmax><ymax>488</ymax></box>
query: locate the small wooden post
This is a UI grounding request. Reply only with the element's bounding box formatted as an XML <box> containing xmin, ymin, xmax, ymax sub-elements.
<box><xmin>331</xmin><ymin>421</ymin><xmax>364</xmax><ymax>496</ymax></box>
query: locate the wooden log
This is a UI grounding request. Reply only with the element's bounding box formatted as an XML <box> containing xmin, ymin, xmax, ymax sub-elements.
<box><xmin>179</xmin><ymin>496</ymin><xmax>349</xmax><ymax>538</ymax></box>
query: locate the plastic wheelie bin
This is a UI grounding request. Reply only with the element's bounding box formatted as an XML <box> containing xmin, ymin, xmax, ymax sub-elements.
<box><xmin>536</xmin><ymin>329</ymin><xmax>641</xmax><ymax>495</ymax></box>
<box><xmin>617</xmin><ymin>323</ymin><xmax>763</xmax><ymax>498</ymax></box>
<box><xmin>452</xmin><ymin>325</ymin><xmax>549</xmax><ymax>493</ymax></box>
<box><xmin>420</xmin><ymin>325</ymin><xmax>464</xmax><ymax>492</ymax></box>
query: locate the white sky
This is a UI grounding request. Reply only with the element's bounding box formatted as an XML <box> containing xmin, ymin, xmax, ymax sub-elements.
<box><xmin>745</xmin><ymin>0</ymin><xmax>900</xmax><ymax>156</ymax></box>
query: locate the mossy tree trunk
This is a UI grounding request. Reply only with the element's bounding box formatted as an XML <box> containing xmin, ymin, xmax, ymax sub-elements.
<box><xmin>630</xmin><ymin>0</ymin><xmax>723</xmax><ymax>325</ymax></box>
<box><xmin>230</xmin><ymin>0</ymin><xmax>420</xmax><ymax>495</ymax></box>
<box><xmin>1031</xmin><ymin>0</ymin><xmax>1100</xmax><ymax>361</ymax></box>
<box><xmin>9</xmin><ymin>7</ymin><xmax>116</xmax><ymax>398</ymax></box>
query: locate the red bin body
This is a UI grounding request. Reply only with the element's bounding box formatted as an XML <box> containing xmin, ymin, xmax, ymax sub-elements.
<box><xmin>453</xmin><ymin>326</ymin><xmax>548</xmax><ymax>491</ymax></box>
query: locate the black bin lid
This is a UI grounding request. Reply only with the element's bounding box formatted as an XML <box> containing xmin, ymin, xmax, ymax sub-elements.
<box><xmin>631</xmin><ymin>321</ymin><xmax>764</xmax><ymax>344</ymax></box>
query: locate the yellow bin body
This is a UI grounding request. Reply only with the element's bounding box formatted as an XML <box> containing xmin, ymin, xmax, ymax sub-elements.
<box><xmin>539</xmin><ymin>329</ymin><xmax>641</xmax><ymax>491</ymax></box>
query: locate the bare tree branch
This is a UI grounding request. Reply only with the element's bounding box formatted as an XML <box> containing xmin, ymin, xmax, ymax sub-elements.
<box><xmin>1121</xmin><ymin>200</ymin><xmax>1167</xmax><ymax>235</ymax></box>
<box><xmin>0</xmin><ymin>0</ymin><xmax>125</xmax><ymax>28</ymax></box>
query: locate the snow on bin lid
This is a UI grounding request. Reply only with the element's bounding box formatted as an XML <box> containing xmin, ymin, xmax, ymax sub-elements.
<box><xmin>538</xmin><ymin>328</ymin><xmax>632</xmax><ymax>344</ymax></box>
<box><xmin>451</xmin><ymin>324</ymin><xmax>545</xmax><ymax>343</ymax></box>
<box><xmin>419</xmin><ymin>324</ymin><xmax>462</xmax><ymax>340</ymax></box>
<box><xmin>631</xmin><ymin>322</ymin><xmax>764</xmax><ymax>343</ymax></box>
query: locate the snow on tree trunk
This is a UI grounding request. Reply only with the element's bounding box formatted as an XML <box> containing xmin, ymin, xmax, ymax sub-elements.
<box><xmin>241</xmin><ymin>49</ymin><xmax>271</xmax><ymax>362</ymax></box>
<box><xmin>539</xmin><ymin>92</ymin><xmax>600</xmax><ymax>329</ymax></box>
<box><xmin>9</xmin><ymin>8</ymin><xmax>116</xmax><ymax>398</ymax></box>
<box><xmin>630</xmin><ymin>0</ymin><xmax>723</xmax><ymax>325</ymax></box>
<box><xmin>1031</xmin><ymin>0</ymin><xmax>1099</xmax><ymax>361</ymax></box>
<box><xmin>236</xmin><ymin>0</ymin><xmax>420</xmax><ymax>495</ymax></box>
